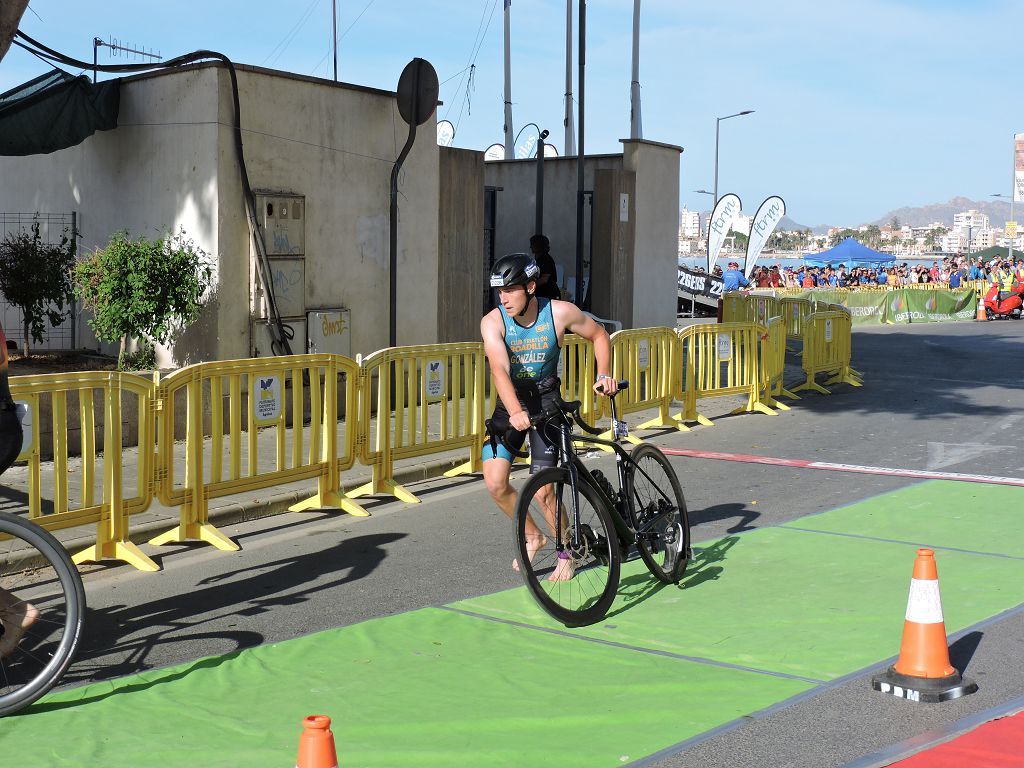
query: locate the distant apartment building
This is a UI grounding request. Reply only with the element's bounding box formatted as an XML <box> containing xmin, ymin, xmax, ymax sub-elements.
<box><xmin>972</xmin><ymin>229</ymin><xmax>1000</xmax><ymax>249</ymax></box>
<box><xmin>939</xmin><ymin>231</ymin><xmax>968</xmax><ymax>253</ymax></box>
<box><xmin>730</xmin><ymin>214</ymin><xmax>752</xmax><ymax>236</ymax></box>
<box><xmin>953</xmin><ymin>210</ymin><xmax>989</xmax><ymax>233</ymax></box>
<box><xmin>679</xmin><ymin>208</ymin><xmax>701</xmax><ymax>239</ymax></box>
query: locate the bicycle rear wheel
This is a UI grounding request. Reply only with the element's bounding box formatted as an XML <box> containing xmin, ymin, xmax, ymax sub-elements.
<box><xmin>514</xmin><ymin>467</ymin><xmax>621</xmax><ymax>627</ymax></box>
<box><xmin>0</xmin><ymin>512</ymin><xmax>85</xmax><ymax>717</ymax></box>
<box><xmin>627</xmin><ymin>444</ymin><xmax>691</xmax><ymax>584</ymax></box>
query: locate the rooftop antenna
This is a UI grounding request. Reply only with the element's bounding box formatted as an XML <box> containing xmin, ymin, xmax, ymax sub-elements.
<box><xmin>93</xmin><ymin>37</ymin><xmax>162</xmax><ymax>83</ymax></box>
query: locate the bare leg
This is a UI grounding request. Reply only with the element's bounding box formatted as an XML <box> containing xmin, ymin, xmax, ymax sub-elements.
<box><xmin>0</xmin><ymin>587</ymin><xmax>39</xmax><ymax>658</ymax></box>
<box><xmin>533</xmin><ymin>483</ymin><xmax>573</xmax><ymax>582</ymax></box>
<box><xmin>483</xmin><ymin>458</ymin><xmax>546</xmax><ymax>571</ymax></box>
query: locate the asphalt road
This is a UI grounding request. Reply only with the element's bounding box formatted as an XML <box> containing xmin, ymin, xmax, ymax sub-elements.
<box><xmin>65</xmin><ymin>318</ymin><xmax>1024</xmax><ymax>766</ymax></box>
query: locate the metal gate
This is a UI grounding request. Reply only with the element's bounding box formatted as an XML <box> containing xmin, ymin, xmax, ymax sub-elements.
<box><xmin>0</xmin><ymin>212</ymin><xmax>78</xmax><ymax>351</ymax></box>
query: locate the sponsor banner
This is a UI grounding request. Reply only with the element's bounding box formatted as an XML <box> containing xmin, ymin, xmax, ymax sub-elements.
<box><xmin>706</xmin><ymin>193</ymin><xmax>742</xmax><ymax>273</ymax></box>
<box><xmin>678</xmin><ymin>266</ymin><xmax>724</xmax><ymax>299</ymax></box>
<box><xmin>1015</xmin><ymin>133</ymin><xmax>1024</xmax><ymax>203</ymax></box>
<box><xmin>891</xmin><ymin>289</ymin><xmax>977</xmax><ymax>324</ymax></box>
<box><xmin>744</xmin><ymin>196</ymin><xmax>786</xmax><ymax>279</ymax></box>
<box><xmin>844</xmin><ymin>291</ymin><xmax>889</xmax><ymax>325</ymax></box>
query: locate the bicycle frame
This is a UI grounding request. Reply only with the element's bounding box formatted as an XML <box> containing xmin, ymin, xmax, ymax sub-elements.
<box><xmin>546</xmin><ymin>396</ymin><xmax>679</xmax><ymax>557</ymax></box>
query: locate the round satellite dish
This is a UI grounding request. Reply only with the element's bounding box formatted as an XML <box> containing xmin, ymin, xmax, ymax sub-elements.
<box><xmin>436</xmin><ymin>120</ymin><xmax>455</xmax><ymax>147</ymax></box>
<box><xmin>396</xmin><ymin>58</ymin><xmax>439</xmax><ymax>127</ymax></box>
<box><xmin>543</xmin><ymin>144</ymin><xmax>559</xmax><ymax>157</ymax></box>
<box><xmin>514</xmin><ymin>124</ymin><xmax>540</xmax><ymax>159</ymax></box>
<box><xmin>484</xmin><ymin>143</ymin><xmax>505</xmax><ymax>161</ymax></box>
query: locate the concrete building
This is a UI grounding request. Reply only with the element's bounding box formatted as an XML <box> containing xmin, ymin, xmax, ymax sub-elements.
<box><xmin>953</xmin><ymin>210</ymin><xmax>989</xmax><ymax>233</ymax></box>
<box><xmin>483</xmin><ymin>139</ymin><xmax>683</xmax><ymax>330</ymax></box>
<box><xmin>679</xmin><ymin>207</ymin><xmax>701</xmax><ymax>238</ymax></box>
<box><xmin>1</xmin><ymin>62</ymin><xmax>683</xmax><ymax>363</ymax></box>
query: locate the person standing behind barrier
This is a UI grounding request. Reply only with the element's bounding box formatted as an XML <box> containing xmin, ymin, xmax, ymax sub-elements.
<box><xmin>480</xmin><ymin>254</ymin><xmax>617</xmax><ymax>581</ymax></box>
<box><xmin>528</xmin><ymin>235</ymin><xmax>561</xmax><ymax>301</ymax></box>
<box><xmin>722</xmin><ymin>261</ymin><xmax>749</xmax><ymax>292</ymax></box>
<box><xmin>0</xmin><ymin>319</ymin><xmax>40</xmax><ymax>658</ymax></box>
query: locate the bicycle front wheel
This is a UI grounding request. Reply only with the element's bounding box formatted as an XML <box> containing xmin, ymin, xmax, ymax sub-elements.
<box><xmin>0</xmin><ymin>512</ymin><xmax>86</xmax><ymax>717</ymax></box>
<box><xmin>628</xmin><ymin>444</ymin><xmax>691</xmax><ymax>584</ymax></box>
<box><xmin>514</xmin><ymin>467</ymin><xmax>621</xmax><ymax>627</ymax></box>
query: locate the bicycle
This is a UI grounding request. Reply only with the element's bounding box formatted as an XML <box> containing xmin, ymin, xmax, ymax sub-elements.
<box><xmin>489</xmin><ymin>380</ymin><xmax>691</xmax><ymax>627</ymax></box>
<box><xmin>0</xmin><ymin>511</ymin><xmax>86</xmax><ymax>716</ymax></box>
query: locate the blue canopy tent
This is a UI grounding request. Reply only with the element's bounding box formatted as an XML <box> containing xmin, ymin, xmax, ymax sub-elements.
<box><xmin>803</xmin><ymin>237</ymin><xmax>896</xmax><ymax>268</ymax></box>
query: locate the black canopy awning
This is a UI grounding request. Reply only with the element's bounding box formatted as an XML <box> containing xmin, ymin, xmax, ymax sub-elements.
<box><xmin>0</xmin><ymin>69</ymin><xmax>119</xmax><ymax>156</ymax></box>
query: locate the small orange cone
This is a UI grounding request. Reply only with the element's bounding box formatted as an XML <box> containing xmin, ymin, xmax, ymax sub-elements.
<box><xmin>296</xmin><ymin>715</ymin><xmax>339</xmax><ymax>768</ymax></box>
<box><xmin>976</xmin><ymin>295</ymin><xmax>988</xmax><ymax>321</ymax></box>
<box><xmin>871</xmin><ymin>549</ymin><xmax>976</xmax><ymax>703</ymax></box>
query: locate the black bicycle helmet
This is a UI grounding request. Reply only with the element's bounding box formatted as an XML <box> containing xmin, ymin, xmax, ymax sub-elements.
<box><xmin>490</xmin><ymin>253</ymin><xmax>540</xmax><ymax>288</ymax></box>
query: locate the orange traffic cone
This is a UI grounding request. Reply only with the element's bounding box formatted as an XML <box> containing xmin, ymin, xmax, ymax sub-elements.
<box><xmin>296</xmin><ymin>715</ymin><xmax>339</xmax><ymax>768</ymax></box>
<box><xmin>871</xmin><ymin>549</ymin><xmax>976</xmax><ymax>703</ymax></box>
<box><xmin>976</xmin><ymin>295</ymin><xmax>988</xmax><ymax>321</ymax></box>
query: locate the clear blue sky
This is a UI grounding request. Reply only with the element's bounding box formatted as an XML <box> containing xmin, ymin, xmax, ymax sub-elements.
<box><xmin>3</xmin><ymin>0</ymin><xmax>1022</xmax><ymax>226</ymax></box>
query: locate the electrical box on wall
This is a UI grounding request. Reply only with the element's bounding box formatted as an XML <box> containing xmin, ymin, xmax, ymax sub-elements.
<box><xmin>307</xmin><ymin>309</ymin><xmax>351</xmax><ymax>357</ymax></box>
<box><xmin>252</xmin><ymin>317</ymin><xmax>307</xmax><ymax>358</ymax></box>
<box><xmin>255</xmin><ymin>193</ymin><xmax>305</xmax><ymax>256</ymax></box>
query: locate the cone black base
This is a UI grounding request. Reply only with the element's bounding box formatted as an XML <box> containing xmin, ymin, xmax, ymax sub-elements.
<box><xmin>871</xmin><ymin>666</ymin><xmax>977</xmax><ymax>704</ymax></box>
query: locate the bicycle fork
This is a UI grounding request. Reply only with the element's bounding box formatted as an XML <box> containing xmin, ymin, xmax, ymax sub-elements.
<box><xmin>556</xmin><ymin>424</ymin><xmax>583</xmax><ymax>555</ymax></box>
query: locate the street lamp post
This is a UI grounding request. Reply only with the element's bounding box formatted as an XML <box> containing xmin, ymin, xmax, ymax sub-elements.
<box><xmin>713</xmin><ymin>110</ymin><xmax>754</xmax><ymax>206</ymax></box>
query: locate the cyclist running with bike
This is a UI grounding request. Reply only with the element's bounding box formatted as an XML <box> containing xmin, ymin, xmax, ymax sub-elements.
<box><xmin>0</xmin><ymin>318</ymin><xmax>38</xmax><ymax>658</ymax></box>
<box><xmin>480</xmin><ymin>253</ymin><xmax>617</xmax><ymax>581</ymax></box>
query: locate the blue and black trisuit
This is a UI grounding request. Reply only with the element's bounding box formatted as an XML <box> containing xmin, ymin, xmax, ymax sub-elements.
<box><xmin>483</xmin><ymin>296</ymin><xmax>562</xmax><ymax>472</ymax></box>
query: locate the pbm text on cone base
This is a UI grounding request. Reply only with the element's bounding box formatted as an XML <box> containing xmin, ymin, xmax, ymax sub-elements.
<box><xmin>871</xmin><ymin>666</ymin><xmax>977</xmax><ymax>704</ymax></box>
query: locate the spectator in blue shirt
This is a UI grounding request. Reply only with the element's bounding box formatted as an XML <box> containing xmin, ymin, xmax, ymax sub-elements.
<box><xmin>722</xmin><ymin>261</ymin><xmax>749</xmax><ymax>291</ymax></box>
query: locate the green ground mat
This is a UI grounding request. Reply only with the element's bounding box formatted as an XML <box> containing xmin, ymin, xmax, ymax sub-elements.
<box><xmin>0</xmin><ymin>607</ymin><xmax>809</xmax><ymax>768</ymax></box>
<box><xmin>3</xmin><ymin>481</ymin><xmax>1023</xmax><ymax>767</ymax></box>
<box><xmin>783</xmin><ymin>480</ymin><xmax>1024</xmax><ymax>557</ymax></box>
<box><xmin>451</xmin><ymin>525</ymin><xmax>1024</xmax><ymax>681</ymax></box>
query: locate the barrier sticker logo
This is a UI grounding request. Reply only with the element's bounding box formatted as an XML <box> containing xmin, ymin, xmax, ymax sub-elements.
<box><xmin>717</xmin><ymin>333</ymin><xmax>732</xmax><ymax>361</ymax></box>
<box><xmin>425</xmin><ymin>360</ymin><xmax>445</xmax><ymax>400</ymax></box>
<box><xmin>637</xmin><ymin>339</ymin><xmax>650</xmax><ymax>370</ymax></box>
<box><xmin>824</xmin><ymin>318</ymin><xmax>833</xmax><ymax>343</ymax></box>
<box><xmin>253</xmin><ymin>375</ymin><xmax>281</xmax><ymax>423</ymax></box>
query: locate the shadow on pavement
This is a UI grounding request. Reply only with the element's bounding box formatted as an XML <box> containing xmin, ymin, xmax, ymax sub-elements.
<box><xmin>692</xmin><ymin>502</ymin><xmax>760</xmax><ymax>533</ymax></box>
<box><xmin>62</xmin><ymin>531</ymin><xmax>407</xmax><ymax>691</ymax></box>
<box><xmin>949</xmin><ymin>630</ymin><xmax>983</xmax><ymax>673</ymax></box>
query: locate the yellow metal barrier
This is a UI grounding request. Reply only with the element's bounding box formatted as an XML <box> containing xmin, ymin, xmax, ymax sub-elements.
<box><xmin>761</xmin><ymin>316</ymin><xmax>798</xmax><ymax>409</ymax></box>
<box><xmin>780</xmin><ymin>297</ymin><xmax>814</xmax><ymax>343</ymax></box>
<box><xmin>675</xmin><ymin>323</ymin><xmax>775</xmax><ymax>426</ymax></box>
<box><xmin>791</xmin><ymin>312</ymin><xmax>862</xmax><ymax>394</ymax></box>
<box><xmin>720</xmin><ymin>292</ymin><xmax>749</xmax><ymax>323</ymax></box>
<box><xmin>559</xmin><ymin>333</ymin><xmax>598</xmax><ymax>427</ymax></box>
<box><xmin>9</xmin><ymin>371</ymin><xmax>159</xmax><ymax>571</ymax></box>
<box><xmin>750</xmin><ymin>295</ymin><xmax>782</xmax><ymax>326</ymax></box>
<box><xmin>350</xmin><ymin>343</ymin><xmax>484</xmax><ymax>504</ymax></box>
<box><xmin>153</xmin><ymin>354</ymin><xmax>366</xmax><ymax>552</ymax></box>
<box><xmin>597</xmin><ymin>327</ymin><xmax>685</xmax><ymax>443</ymax></box>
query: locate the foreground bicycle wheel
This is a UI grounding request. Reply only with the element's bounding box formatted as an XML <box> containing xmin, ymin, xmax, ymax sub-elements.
<box><xmin>0</xmin><ymin>512</ymin><xmax>85</xmax><ymax>716</ymax></box>
<box><xmin>628</xmin><ymin>444</ymin><xmax>691</xmax><ymax>584</ymax></box>
<box><xmin>514</xmin><ymin>467</ymin><xmax>621</xmax><ymax>627</ymax></box>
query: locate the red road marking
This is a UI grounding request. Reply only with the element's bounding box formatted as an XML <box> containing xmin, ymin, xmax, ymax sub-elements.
<box><xmin>660</xmin><ymin>448</ymin><xmax>1024</xmax><ymax>488</ymax></box>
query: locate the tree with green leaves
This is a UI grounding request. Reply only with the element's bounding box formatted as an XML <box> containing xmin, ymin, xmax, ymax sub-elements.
<box><xmin>74</xmin><ymin>229</ymin><xmax>214</xmax><ymax>370</ymax></box>
<box><xmin>0</xmin><ymin>219</ymin><xmax>77</xmax><ymax>357</ymax></box>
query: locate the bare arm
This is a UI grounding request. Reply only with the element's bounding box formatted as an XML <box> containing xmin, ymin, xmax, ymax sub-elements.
<box><xmin>556</xmin><ymin>303</ymin><xmax>618</xmax><ymax>396</ymax></box>
<box><xmin>480</xmin><ymin>312</ymin><xmax>531</xmax><ymax>430</ymax></box>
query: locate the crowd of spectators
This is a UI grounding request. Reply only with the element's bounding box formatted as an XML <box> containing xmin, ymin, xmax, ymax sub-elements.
<box><xmin>687</xmin><ymin>254</ymin><xmax>1024</xmax><ymax>291</ymax></box>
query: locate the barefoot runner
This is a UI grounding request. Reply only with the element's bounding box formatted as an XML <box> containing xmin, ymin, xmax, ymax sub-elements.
<box><xmin>480</xmin><ymin>254</ymin><xmax>617</xmax><ymax>581</ymax></box>
<box><xmin>0</xmin><ymin>318</ymin><xmax>39</xmax><ymax>658</ymax></box>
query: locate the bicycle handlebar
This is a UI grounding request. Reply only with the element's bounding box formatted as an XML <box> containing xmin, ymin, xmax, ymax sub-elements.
<box><xmin>485</xmin><ymin>380</ymin><xmax>630</xmax><ymax>460</ymax></box>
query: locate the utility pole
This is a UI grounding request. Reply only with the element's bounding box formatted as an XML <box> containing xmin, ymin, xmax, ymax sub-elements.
<box><xmin>629</xmin><ymin>0</ymin><xmax>642</xmax><ymax>139</ymax></box>
<box><xmin>503</xmin><ymin>0</ymin><xmax>514</xmax><ymax>159</ymax></box>
<box><xmin>564</xmin><ymin>0</ymin><xmax>575</xmax><ymax>155</ymax></box>
<box><xmin>574</xmin><ymin>0</ymin><xmax>587</xmax><ymax>305</ymax></box>
<box><xmin>332</xmin><ymin>0</ymin><xmax>338</xmax><ymax>81</ymax></box>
